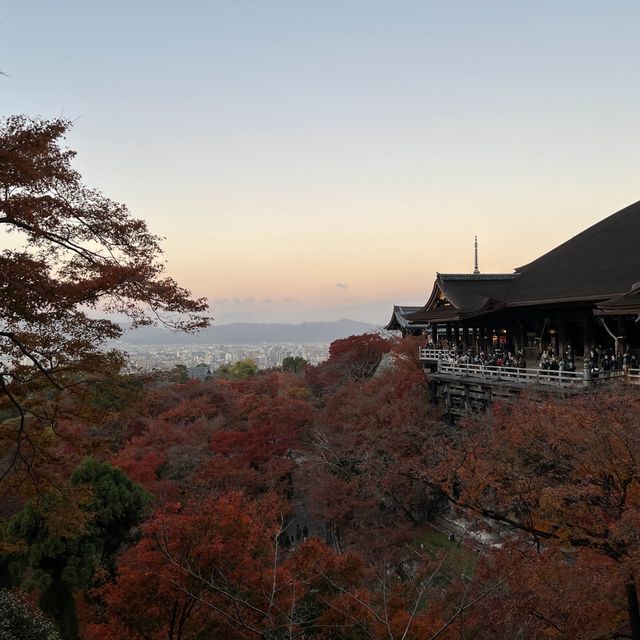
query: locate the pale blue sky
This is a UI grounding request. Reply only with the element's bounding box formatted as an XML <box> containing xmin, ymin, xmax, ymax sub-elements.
<box><xmin>3</xmin><ymin>1</ymin><xmax>640</xmax><ymax>324</ymax></box>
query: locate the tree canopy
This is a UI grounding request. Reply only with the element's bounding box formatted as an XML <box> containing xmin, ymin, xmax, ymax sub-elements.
<box><xmin>282</xmin><ymin>356</ymin><xmax>307</xmax><ymax>374</ymax></box>
<box><xmin>0</xmin><ymin>116</ymin><xmax>209</xmax><ymax>488</ymax></box>
<box><xmin>7</xmin><ymin>459</ymin><xmax>148</xmax><ymax>638</ymax></box>
<box><xmin>217</xmin><ymin>359</ymin><xmax>258</xmax><ymax>380</ymax></box>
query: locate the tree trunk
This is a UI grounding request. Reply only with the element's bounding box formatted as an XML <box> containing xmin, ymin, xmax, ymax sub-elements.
<box><xmin>39</xmin><ymin>578</ymin><xmax>78</xmax><ymax>640</ymax></box>
<box><xmin>626</xmin><ymin>576</ymin><xmax>640</xmax><ymax>640</ymax></box>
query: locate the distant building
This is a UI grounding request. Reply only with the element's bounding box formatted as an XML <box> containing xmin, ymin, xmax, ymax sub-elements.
<box><xmin>187</xmin><ymin>364</ymin><xmax>211</xmax><ymax>380</ymax></box>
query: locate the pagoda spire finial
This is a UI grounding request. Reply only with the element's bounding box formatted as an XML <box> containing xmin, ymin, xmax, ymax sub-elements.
<box><xmin>473</xmin><ymin>235</ymin><xmax>480</xmax><ymax>274</ymax></box>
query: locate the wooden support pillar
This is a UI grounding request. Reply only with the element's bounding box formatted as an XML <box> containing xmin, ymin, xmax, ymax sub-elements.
<box><xmin>583</xmin><ymin>357</ymin><xmax>593</xmax><ymax>388</ymax></box>
<box><xmin>559</xmin><ymin>314</ymin><xmax>569</xmax><ymax>357</ymax></box>
<box><xmin>472</xmin><ymin>326</ymin><xmax>478</xmax><ymax>351</ymax></box>
<box><xmin>508</xmin><ymin>323</ymin><xmax>516</xmax><ymax>353</ymax></box>
<box><xmin>507</xmin><ymin>324</ymin><xmax>515</xmax><ymax>354</ymax></box>
<box><xmin>431</xmin><ymin>323</ymin><xmax>438</xmax><ymax>345</ymax></box>
<box><xmin>453</xmin><ymin>322</ymin><xmax>460</xmax><ymax>351</ymax></box>
<box><xmin>583</xmin><ymin>309</ymin><xmax>594</xmax><ymax>357</ymax></box>
<box><xmin>462</xmin><ymin>321</ymin><xmax>469</xmax><ymax>349</ymax></box>
<box><xmin>617</xmin><ymin>316</ymin><xmax>626</xmax><ymax>354</ymax></box>
<box><xmin>444</xmin><ymin>383</ymin><xmax>451</xmax><ymax>412</ymax></box>
<box><xmin>534</xmin><ymin>317</ymin><xmax>543</xmax><ymax>357</ymax></box>
<box><xmin>464</xmin><ymin>384</ymin><xmax>471</xmax><ymax>412</ymax></box>
<box><xmin>446</xmin><ymin>323</ymin><xmax>452</xmax><ymax>347</ymax></box>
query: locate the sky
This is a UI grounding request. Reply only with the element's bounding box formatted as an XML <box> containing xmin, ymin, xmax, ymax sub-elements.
<box><xmin>3</xmin><ymin>1</ymin><xmax>640</xmax><ymax>325</ymax></box>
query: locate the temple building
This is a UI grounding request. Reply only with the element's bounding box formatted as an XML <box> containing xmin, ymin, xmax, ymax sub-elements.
<box><xmin>386</xmin><ymin>200</ymin><xmax>640</xmax><ymax>361</ymax></box>
<box><xmin>385</xmin><ymin>306</ymin><xmax>428</xmax><ymax>335</ymax></box>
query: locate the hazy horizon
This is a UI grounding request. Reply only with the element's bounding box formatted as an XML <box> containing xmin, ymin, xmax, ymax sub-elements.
<box><xmin>118</xmin><ymin>317</ymin><xmax>379</xmax><ymax>347</ymax></box>
<box><xmin>3</xmin><ymin>2</ymin><xmax>640</xmax><ymax>324</ymax></box>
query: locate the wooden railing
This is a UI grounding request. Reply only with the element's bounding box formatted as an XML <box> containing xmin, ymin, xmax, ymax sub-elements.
<box><xmin>628</xmin><ymin>368</ymin><xmax>640</xmax><ymax>384</ymax></box>
<box><xmin>603</xmin><ymin>369</ymin><xmax>627</xmax><ymax>380</ymax></box>
<box><xmin>421</xmin><ymin>348</ymin><xmax>639</xmax><ymax>386</ymax></box>
<box><xmin>419</xmin><ymin>348</ymin><xmax>456</xmax><ymax>361</ymax></box>
<box><xmin>435</xmin><ymin>361</ymin><xmax>586</xmax><ymax>387</ymax></box>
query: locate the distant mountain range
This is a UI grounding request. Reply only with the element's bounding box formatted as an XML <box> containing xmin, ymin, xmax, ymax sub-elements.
<box><xmin>118</xmin><ymin>319</ymin><xmax>378</xmax><ymax>345</ymax></box>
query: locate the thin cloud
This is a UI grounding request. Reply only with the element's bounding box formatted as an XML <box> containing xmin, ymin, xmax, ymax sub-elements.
<box><xmin>336</xmin><ymin>282</ymin><xmax>348</xmax><ymax>290</ymax></box>
<box><xmin>231</xmin><ymin>297</ymin><xmax>256</xmax><ymax>305</ymax></box>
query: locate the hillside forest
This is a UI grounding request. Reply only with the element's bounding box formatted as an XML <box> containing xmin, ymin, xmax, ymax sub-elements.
<box><xmin>2</xmin><ymin>117</ymin><xmax>640</xmax><ymax>640</ymax></box>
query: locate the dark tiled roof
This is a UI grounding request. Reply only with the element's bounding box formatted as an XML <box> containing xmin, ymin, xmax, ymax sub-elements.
<box><xmin>509</xmin><ymin>199</ymin><xmax>640</xmax><ymax>303</ymax></box>
<box><xmin>596</xmin><ymin>283</ymin><xmax>640</xmax><ymax>315</ymax></box>
<box><xmin>435</xmin><ymin>274</ymin><xmax>518</xmax><ymax>311</ymax></box>
<box><xmin>385</xmin><ymin>305</ymin><xmax>428</xmax><ymax>330</ymax></box>
<box><xmin>407</xmin><ymin>298</ymin><xmax>504</xmax><ymax>324</ymax></box>
<box><xmin>405</xmin><ymin>274</ymin><xmax>517</xmax><ymax>323</ymax></box>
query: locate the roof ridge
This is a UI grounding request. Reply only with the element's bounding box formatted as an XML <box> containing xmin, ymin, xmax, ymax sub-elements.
<box><xmin>437</xmin><ymin>273</ymin><xmax>519</xmax><ymax>281</ymax></box>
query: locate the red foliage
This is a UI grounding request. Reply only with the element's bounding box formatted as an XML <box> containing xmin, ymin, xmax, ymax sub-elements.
<box><xmin>88</xmin><ymin>491</ymin><xmax>452</xmax><ymax>640</ymax></box>
<box><xmin>212</xmin><ymin>396</ymin><xmax>312</xmax><ymax>463</ymax></box>
<box><xmin>111</xmin><ymin>382</ymin><xmax>230</xmax><ymax>500</ymax></box>
<box><xmin>433</xmin><ymin>388</ymin><xmax>640</xmax><ymax>638</ymax></box>
<box><xmin>304</xmin><ymin>349</ymin><xmax>440</xmax><ymax>553</ymax></box>
<box><xmin>111</xmin><ymin>374</ymin><xmax>316</xmax><ymax>500</ymax></box>
<box><xmin>87</xmin><ymin>492</ymin><xmax>296</xmax><ymax>639</ymax></box>
<box><xmin>76</xmin><ymin>337</ymin><xmax>640</xmax><ymax>639</ymax></box>
<box><xmin>306</xmin><ymin>333</ymin><xmax>391</xmax><ymax>394</ymax></box>
<box><xmin>206</xmin><ymin>396</ymin><xmax>315</xmax><ymax>495</ymax></box>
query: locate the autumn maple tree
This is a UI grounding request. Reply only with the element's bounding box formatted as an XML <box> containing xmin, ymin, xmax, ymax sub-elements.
<box><xmin>89</xmin><ymin>492</ymin><xmax>294</xmax><ymax>639</ymax></box>
<box><xmin>0</xmin><ymin>115</ymin><xmax>209</xmax><ymax>487</ymax></box>
<box><xmin>89</xmin><ymin>490</ymin><xmax>471</xmax><ymax>640</ymax></box>
<box><xmin>306</xmin><ymin>337</ymin><xmax>439</xmax><ymax>554</ymax></box>
<box><xmin>305</xmin><ymin>333</ymin><xmax>391</xmax><ymax>395</ymax></box>
<box><xmin>431</xmin><ymin>389</ymin><xmax>640</xmax><ymax>639</ymax></box>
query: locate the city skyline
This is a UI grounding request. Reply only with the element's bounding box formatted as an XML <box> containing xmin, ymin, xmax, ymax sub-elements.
<box><xmin>3</xmin><ymin>2</ymin><xmax>640</xmax><ymax>324</ymax></box>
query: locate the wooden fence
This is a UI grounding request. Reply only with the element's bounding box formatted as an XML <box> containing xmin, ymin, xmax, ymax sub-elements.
<box><xmin>420</xmin><ymin>347</ymin><xmax>639</xmax><ymax>388</ymax></box>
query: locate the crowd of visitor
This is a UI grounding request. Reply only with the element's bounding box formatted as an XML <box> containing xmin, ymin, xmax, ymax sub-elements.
<box><xmin>426</xmin><ymin>340</ymin><xmax>638</xmax><ymax>375</ymax></box>
<box><xmin>538</xmin><ymin>346</ymin><xmax>576</xmax><ymax>372</ymax></box>
<box><xmin>426</xmin><ymin>339</ymin><xmax>527</xmax><ymax>369</ymax></box>
<box><xmin>585</xmin><ymin>345</ymin><xmax>637</xmax><ymax>375</ymax></box>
